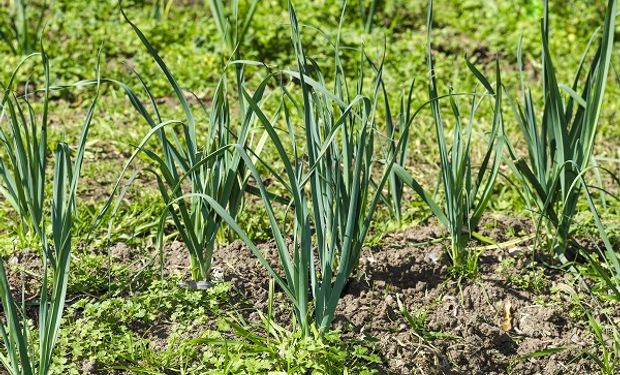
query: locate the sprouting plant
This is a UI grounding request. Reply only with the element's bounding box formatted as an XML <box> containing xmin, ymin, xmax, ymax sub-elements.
<box><xmin>0</xmin><ymin>0</ymin><xmax>46</xmax><ymax>55</ymax></box>
<box><xmin>196</xmin><ymin>1</ymin><xmax>407</xmax><ymax>334</ymax></box>
<box><xmin>98</xmin><ymin>4</ymin><xmax>262</xmax><ymax>282</ymax></box>
<box><xmin>505</xmin><ymin>0</ymin><xmax>617</xmax><ymax>254</ymax></box>
<box><xmin>0</xmin><ymin>50</ymin><xmax>99</xmax><ymax>375</ymax></box>
<box><xmin>359</xmin><ymin>0</ymin><xmax>378</xmax><ymax>33</ymax></box>
<box><xmin>586</xmin><ymin>313</ymin><xmax>620</xmax><ymax>375</ymax></box>
<box><xmin>207</xmin><ymin>0</ymin><xmax>260</xmax><ymax>117</ymax></box>
<box><xmin>393</xmin><ymin>0</ymin><xmax>504</xmax><ymax>278</ymax></box>
<box><xmin>396</xmin><ymin>295</ymin><xmax>457</xmax><ymax>342</ymax></box>
<box><xmin>385</xmin><ymin>80</ymin><xmax>415</xmax><ymax>222</ymax></box>
<box><xmin>498</xmin><ymin>258</ymin><xmax>548</xmax><ymax>292</ymax></box>
<box><xmin>152</xmin><ymin>0</ymin><xmax>174</xmax><ymax>20</ymax></box>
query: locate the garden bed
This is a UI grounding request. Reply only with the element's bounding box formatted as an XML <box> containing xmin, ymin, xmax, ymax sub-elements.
<box><xmin>149</xmin><ymin>218</ymin><xmax>605</xmax><ymax>374</ymax></box>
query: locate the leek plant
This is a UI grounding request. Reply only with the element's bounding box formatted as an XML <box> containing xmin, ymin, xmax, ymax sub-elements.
<box><xmin>0</xmin><ymin>51</ymin><xmax>99</xmax><ymax>375</ymax></box>
<box><xmin>0</xmin><ymin>57</ymin><xmax>47</xmax><ymax>243</ymax></box>
<box><xmin>101</xmin><ymin>6</ymin><xmax>258</xmax><ymax>282</ymax></box>
<box><xmin>208</xmin><ymin>0</ymin><xmax>259</xmax><ymax>54</ymax></box>
<box><xmin>506</xmin><ymin>0</ymin><xmax>617</xmax><ymax>254</ymax></box>
<box><xmin>358</xmin><ymin>0</ymin><xmax>378</xmax><ymax>33</ymax></box>
<box><xmin>207</xmin><ymin>0</ymin><xmax>259</xmax><ymax>119</ymax></box>
<box><xmin>393</xmin><ymin>0</ymin><xmax>503</xmax><ymax>278</ymax></box>
<box><xmin>564</xmin><ymin>178</ymin><xmax>620</xmax><ymax>374</ymax></box>
<box><xmin>152</xmin><ymin>0</ymin><xmax>174</xmax><ymax>20</ymax></box>
<box><xmin>0</xmin><ymin>0</ymin><xmax>46</xmax><ymax>55</ymax></box>
<box><xmin>385</xmin><ymin>80</ymin><xmax>415</xmax><ymax>222</ymax></box>
<box><xmin>199</xmin><ymin>1</ymin><xmax>403</xmax><ymax>334</ymax></box>
<box><xmin>586</xmin><ymin>313</ymin><xmax>620</xmax><ymax>375</ymax></box>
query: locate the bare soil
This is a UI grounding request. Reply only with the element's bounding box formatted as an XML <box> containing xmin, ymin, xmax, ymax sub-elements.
<box><xmin>2</xmin><ymin>216</ymin><xmax>603</xmax><ymax>374</ymax></box>
<box><xmin>193</xmin><ymin>217</ymin><xmax>601</xmax><ymax>375</ymax></box>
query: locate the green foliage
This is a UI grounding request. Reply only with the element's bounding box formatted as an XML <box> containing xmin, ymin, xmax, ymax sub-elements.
<box><xmin>561</xmin><ymin>285</ymin><xmax>620</xmax><ymax>375</ymax></box>
<box><xmin>385</xmin><ymin>80</ymin><xmax>415</xmax><ymax>222</ymax></box>
<box><xmin>152</xmin><ymin>0</ymin><xmax>174</xmax><ymax>20</ymax></box>
<box><xmin>393</xmin><ymin>0</ymin><xmax>504</xmax><ymax>278</ymax></box>
<box><xmin>506</xmin><ymin>0</ymin><xmax>617</xmax><ymax>253</ymax></box>
<box><xmin>575</xmin><ymin>171</ymin><xmax>620</xmax><ymax>301</ymax></box>
<box><xmin>397</xmin><ymin>295</ymin><xmax>458</xmax><ymax>342</ymax></box>
<box><xmin>498</xmin><ymin>258</ymin><xmax>548</xmax><ymax>292</ymax></box>
<box><xmin>52</xmin><ymin>279</ymin><xmax>229</xmax><ymax>374</ymax></box>
<box><xmin>194</xmin><ymin>318</ymin><xmax>382</xmax><ymax>374</ymax></box>
<box><xmin>189</xmin><ymin>280</ymin><xmax>382</xmax><ymax>374</ymax></box>
<box><xmin>586</xmin><ymin>312</ymin><xmax>620</xmax><ymax>375</ymax></box>
<box><xmin>358</xmin><ymin>0</ymin><xmax>379</xmax><ymax>33</ymax></box>
<box><xmin>0</xmin><ymin>0</ymin><xmax>617</xmax><ymax>372</ymax></box>
<box><xmin>198</xmin><ymin>1</ymin><xmax>403</xmax><ymax>333</ymax></box>
<box><xmin>0</xmin><ymin>58</ymin><xmax>48</xmax><ymax>243</ymax></box>
<box><xmin>0</xmin><ymin>51</ymin><xmax>99</xmax><ymax>374</ymax></box>
<box><xmin>52</xmin><ymin>280</ymin><xmax>381</xmax><ymax>374</ymax></box>
<box><xmin>208</xmin><ymin>0</ymin><xmax>259</xmax><ymax>54</ymax></box>
<box><xmin>98</xmin><ymin>3</ymin><xmax>263</xmax><ymax>281</ymax></box>
<box><xmin>0</xmin><ymin>0</ymin><xmax>46</xmax><ymax>55</ymax></box>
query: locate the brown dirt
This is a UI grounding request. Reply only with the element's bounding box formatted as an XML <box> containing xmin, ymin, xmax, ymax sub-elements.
<box><xmin>5</xmin><ymin>248</ymin><xmax>44</xmax><ymax>302</ymax></box>
<box><xmin>163</xmin><ymin>217</ymin><xmax>599</xmax><ymax>375</ymax></box>
<box><xmin>0</xmin><ymin>216</ymin><xmax>605</xmax><ymax>374</ymax></box>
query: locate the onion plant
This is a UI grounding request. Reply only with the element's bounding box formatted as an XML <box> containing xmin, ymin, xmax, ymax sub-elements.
<box><xmin>393</xmin><ymin>0</ymin><xmax>503</xmax><ymax>278</ymax></box>
<box><xmin>0</xmin><ymin>51</ymin><xmax>99</xmax><ymax>375</ymax></box>
<box><xmin>199</xmin><ymin>1</ymin><xmax>403</xmax><ymax>334</ymax></box>
<box><xmin>0</xmin><ymin>0</ymin><xmax>46</xmax><ymax>55</ymax></box>
<box><xmin>100</xmin><ymin>6</ymin><xmax>258</xmax><ymax>282</ymax></box>
<box><xmin>505</xmin><ymin>0</ymin><xmax>617</xmax><ymax>254</ymax></box>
